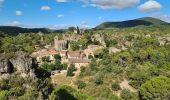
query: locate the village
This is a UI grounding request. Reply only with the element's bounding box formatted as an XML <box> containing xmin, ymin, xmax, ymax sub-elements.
<box><xmin>30</xmin><ymin>26</ymin><xmax>170</xmax><ymax>89</ymax></box>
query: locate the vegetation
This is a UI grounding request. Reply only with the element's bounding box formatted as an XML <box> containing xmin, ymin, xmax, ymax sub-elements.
<box><xmin>75</xmin><ymin>80</ymin><xmax>86</xmax><ymax>89</ymax></box>
<box><xmin>49</xmin><ymin>85</ymin><xmax>95</xmax><ymax>100</ymax></box>
<box><xmin>111</xmin><ymin>82</ymin><xmax>121</xmax><ymax>91</ymax></box>
<box><xmin>120</xmin><ymin>89</ymin><xmax>138</xmax><ymax>100</ymax></box>
<box><xmin>67</xmin><ymin>64</ymin><xmax>76</xmax><ymax>76</ymax></box>
<box><xmin>139</xmin><ymin>76</ymin><xmax>170</xmax><ymax>100</ymax></box>
<box><xmin>95</xmin><ymin>17</ymin><xmax>168</xmax><ymax>29</ymax></box>
<box><xmin>0</xmin><ymin>17</ymin><xmax>170</xmax><ymax>100</ymax></box>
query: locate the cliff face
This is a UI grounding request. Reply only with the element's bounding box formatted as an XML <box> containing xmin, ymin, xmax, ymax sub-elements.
<box><xmin>0</xmin><ymin>51</ymin><xmax>36</xmax><ymax>78</ymax></box>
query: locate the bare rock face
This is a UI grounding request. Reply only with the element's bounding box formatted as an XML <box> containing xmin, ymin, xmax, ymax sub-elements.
<box><xmin>0</xmin><ymin>51</ymin><xmax>36</xmax><ymax>78</ymax></box>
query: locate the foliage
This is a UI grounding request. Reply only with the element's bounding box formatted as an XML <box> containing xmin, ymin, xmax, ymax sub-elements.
<box><xmin>40</xmin><ymin>59</ymin><xmax>62</xmax><ymax>72</ymax></box>
<box><xmin>68</xmin><ymin>27</ymin><xmax>76</xmax><ymax>32</ymax></box>
<box><xmin>139</xmin><ymin>76</ymin><xmax>170</xmax><ymax>100</ymax></box>
<box><xmin>49</xmin><ymin>85</ymin><xmax>95</xmax><ymax>100</ymax></box>
<box><xmin>70</xmin><ymin>41</ymin><xmax>79</xmax><ymax>51</ymax></box>
<box><xmin>94</xmin><ymin>73</ymin><xmax>103</xmax><ymax>85</ymax></box>
<box><xmin>111</xmin><ymin>82</ymin><xmax>121</xmax><ymax>91</ymax></box>
<box><xmin>54</xmin><ymin>54</ymin><xmax>61</xmax><ymax>60</ymax></box>
<box><xmin>67</xmin><ymin>64</ymin><xmax>76</xmax><ymax>76</ymax></box>
<box><xmin>75</xmin><ymin>80</ymin><xmax>86</xmax><ymax>89</ymax></box>
<box><xmin>0</xmin><ymin>90</ymin><xmax>8</xmax><ymax>100</ymax></box>
<box><xmin>105</xmin><ymin>39</ymin><xmax>118</xmax><ymax>47</ymax></box>
<box><xmin>42</xmin><ymin>56</ymin><xmax>50</xmax><ymax>62</ymax></box>
<box><xmin>63</xmin><ymin>63</ymin><xmax>68</xmax><ymax>70</ymax></box>
<box><xmin>0</xmin><ymin>75</ymin><xmax>52</xmax><ymax>100</ymax></box>
<box><xmin>120</xmin><ymin>89</ymin><xmax>138</xmax><ymax>100</ymax></box>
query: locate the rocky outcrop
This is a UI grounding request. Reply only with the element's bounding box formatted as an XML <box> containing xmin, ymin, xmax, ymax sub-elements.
<box><xmin>0</xmin><ymin>51</ymin><xmax>36</xmax><ymax>78</ymax></box>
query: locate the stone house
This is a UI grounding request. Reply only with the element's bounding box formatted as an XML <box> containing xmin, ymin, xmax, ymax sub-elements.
<box><xmin>31</xmin><ymin>49</ymin><xmax>58</xmax><ymax>63</ymax></box>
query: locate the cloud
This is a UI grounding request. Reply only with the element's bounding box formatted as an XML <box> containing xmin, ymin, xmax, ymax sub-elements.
<box><xmin>49</xmin><ymin>24</ymin><xmax>68</xmax><ymax>29</ymax></box>
<box><xmin>139</xmin><ymin>0</ymin><xmax>161</xmax><ymax>12</ymax></box>
<box><xmin>16</xmin><ymin>10</ymin><xmax>22</xmax><ymax>16</ymax></box>
<box><xmin>41</xmin><ymin>6</ymin><xmax>51</xmax><ymax>11</ymax></box>
<box><xmin>57</xmin><ymin>14</ymin><xmax>64</xmax><ymax>18</ymax></box>
<box><xmin>80</xmin><ymin>21</ymin><xmax>92</xmax><ymax>28</ymax></box>
<box><xmin>83</xmin><ymin>0</ymin><xmax>140</xmax><ymax>9</ymax></box>
<box><xmin>1</xmin><ymin>21</ymin><xmax>22</xmax><ymax>26</ymax></box>
<box><xmin>56</xmin><ymin>0</ymin><xmax>67</xmax><ymax>2</ymax></box>
<box><xmin>151</xmin><ymin>13</ymin><xmax>170</xmax><ymax>22</ymax></box>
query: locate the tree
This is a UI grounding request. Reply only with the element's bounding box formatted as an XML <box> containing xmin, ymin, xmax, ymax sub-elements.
<box><xmin>105</xmin><ymin>39</ymin><xmax>118</xmax><ymax>47</ymax></box>
<box><xmin>111</xmin><ymin>82</ymin><xmax>121</xmax><ymax>91</ymax></box>
<box><xmin>70</xmin><ymin>41</ymin><xmax>79</xmax><ymax>51</ymax></box>
<box><xmin>54</xmin><ymin>54</ymin><xmax>61</xmax><ymax>60</ymax></box>
<box><xmin>54</xmin><ymin>59</ymin><xmax>62</xmax><ymax>70</ymax></box>
<box><xmin>23</xmin><ymin>45</ymin><xmax>35</xmax><ymax>54</ymax></box>
<box><xmin>139</xmin><ymin>76</ymin><xmax>170</xmax><ymax>100</ymax></box>
<box><xmin>68</xmin><ymin>27</ymin><xmax>76</xmax><ymax>32</ymax></box>
<box><xmin>67</xmin><ymin>64</ymin><xmax>76</xmax><ymax>76</ymax></box>
<box><xmin>94</xmin><ymin>73</ymin><xmax>103</xmax><ymax>85</ymax></box>
<box><xmin>120</xmin><ymin>89</ymin><xmax>138</xmax><ymax>100</ymax></box>
<box><xmin>42</xmin><ymin>56</ymin><xmax>50</xmax><ymax>62</ymax></box>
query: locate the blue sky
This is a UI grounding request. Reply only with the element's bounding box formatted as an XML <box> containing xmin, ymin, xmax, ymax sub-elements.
<box><xmin>0</xmin><ymin>0</ymin><xmax>170</xmax><ymax>29</ymax></box>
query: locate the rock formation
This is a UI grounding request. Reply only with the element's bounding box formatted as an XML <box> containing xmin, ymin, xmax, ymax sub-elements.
<box><xmin>0</xmin><ymin>51</ymin><xmax>36</xmax><ymax>78</ymax></box>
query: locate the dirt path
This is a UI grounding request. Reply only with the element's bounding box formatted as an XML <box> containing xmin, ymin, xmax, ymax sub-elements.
<box><xmin>70</xmin><ymin>67</ymin><xmax>81</xmax><ymax>86</ymax></box>
<box><xmin>120</xmin><ymin>79</ymin><xmax>137</xmax><ymax>92</ymax></box>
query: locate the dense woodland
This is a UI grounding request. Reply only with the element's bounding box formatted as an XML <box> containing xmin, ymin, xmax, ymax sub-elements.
<box><xmin>0</xmin><ymin>20</ymin><xmax>170</xmax><ymax>100</ymax></box>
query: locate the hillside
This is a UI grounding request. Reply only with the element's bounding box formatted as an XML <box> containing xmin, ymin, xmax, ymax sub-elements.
<box><xmin>0</xmin><ymin>26</ymin><xmax>65</xmax><ymax>35</ymax></box>
<box><xmin>95</xmin><ymin>17</ymin><xmax>169</xmax><ymax>29</ymax></box>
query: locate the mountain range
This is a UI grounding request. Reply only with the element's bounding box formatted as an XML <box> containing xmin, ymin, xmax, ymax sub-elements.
<box><xmin>0</xmin><ymin>17</ymin><xmax>169</xmax><ymax>35</ymax></box>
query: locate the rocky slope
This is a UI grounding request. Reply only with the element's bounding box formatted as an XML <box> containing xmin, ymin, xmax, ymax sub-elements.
<box><xmin>0</xmin><ymin>51</ymin><xmax>36</xmax><ymax>78</ymax></box>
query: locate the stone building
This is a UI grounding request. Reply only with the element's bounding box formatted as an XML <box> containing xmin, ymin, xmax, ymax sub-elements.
<box><xmin>59</xmin><ymin>50</ymin><xmax>91</xmax><ymax>68</ymax></box>
<box><xmin>92</xmin><ymin>33</ymin><xmax>106</xmax><ymax>46</ymax></box>
<box><xmin>54</xmin><ymin>36</ymin><xmax>68</xmax><ymax>51</ymax></box>
<box><xmin>84</xmin><ymin>45</ymin><xmax>105</xmax><ymax>57</ymax></box>
<box><xmin>54</xmin><ymin>33</ymin><xmax>82</xmax><ymax>51</ymax></box>
<box><xmin>31</xmin><ymin>49</ymin><xmax>58</xmax><ymax>63</ymax></box>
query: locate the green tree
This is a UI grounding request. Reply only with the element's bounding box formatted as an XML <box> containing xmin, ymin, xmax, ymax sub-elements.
<box><xmin>120</xmin><ymin>89</ymin><xmax>138</xmax><ymax>100</ymax></box>
<box><xmin>23</xmin><ymin>45</ymin><xmax>35</xmax><ymax>54</ymax></box>
<box><xmin>111</xmin><ymin>82</ymin><xmax>121</xmax><ymax>91</ymax></box>
<box><xmin>94</xmin><ymin>73</ymin><xmax>103</xmax><ymax>85</ymax></box>
<box><xmin>68</xmin><ymin>27</ymin><xmax>76</xmax><ymax>32</ymax></box>
<box><xmin>70</xmin><ymin>41</ymin><xmax>79</xmax><ymax>51</ymax></box>
<box><xmin>54</xmin><ymin>54</ymin><xmax>61</xmax><ymax>60</ymax></box>
<box><xmin>67</xmin><ymin>64</ymin><xmax>76</xmax><ymax>76</ymax></box>
<box><xmin>42</xmin><ymin>56</ymin><xmax>50</xmax><ymax>62</ymax></box>
<box><xmin>139</xmin><ymin>76</ymin><xmax>170</xmax><ymax>100</ymax></box>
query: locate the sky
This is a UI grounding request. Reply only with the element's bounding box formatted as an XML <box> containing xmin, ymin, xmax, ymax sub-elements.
<box><xmin>0</xmin><ymin>0</ymin><xmax>170</xmax><ymax>29</ymax></box>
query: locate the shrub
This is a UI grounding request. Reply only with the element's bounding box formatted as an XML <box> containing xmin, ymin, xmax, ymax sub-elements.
<box><xmin>120</xmin><ymin>89</ymin><xmax>138</xmax><ymax>100</ymax></box>
<box><xmin>63</xmin><ymin>63</ymin><xmax>68</xmax><ymax>70</ymax></box>
<box><xmin>94</xmin><ymin>73</ymin><xmax>103</xmax><ymax>85</ymax></box>
<box><xmin>0</xmin><ymin>90</ymin><xmax>8</xmax><ymax>100</ymax></box>
<box><xmin>75</xmin><ymin>80</ymin><xmax>86</xmax><ymax>89</ymax></box>
<box><xmin>67</xmin><ymin>64</ymin><xmax>76</xmax><ymax>76</ymax></box>
<box><xmin>54</xmin><ymin>54</ymin><xmax>61</xmax><ymax>60</ymax></box>
<box><xmin>111</xmin><ymin>82</ymin><xmax>121</xmax><ymax>91</ymax></box>
<box><xmin>42</xmin><ymin>56</ymin><xmax>50</xmax><ymax>62</ymax></box>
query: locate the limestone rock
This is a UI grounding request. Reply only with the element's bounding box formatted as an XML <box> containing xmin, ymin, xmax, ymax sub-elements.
<box><xmin>0</xmin><ymin>51</ymin><xmax>36</xmax><ymax>78</ymax></box>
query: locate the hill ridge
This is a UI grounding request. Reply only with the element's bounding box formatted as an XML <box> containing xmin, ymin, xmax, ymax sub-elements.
<box><xmin>95</xmin><ymin>17</ymin><xmax>169</xmax><ymax>29</ymax></box>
